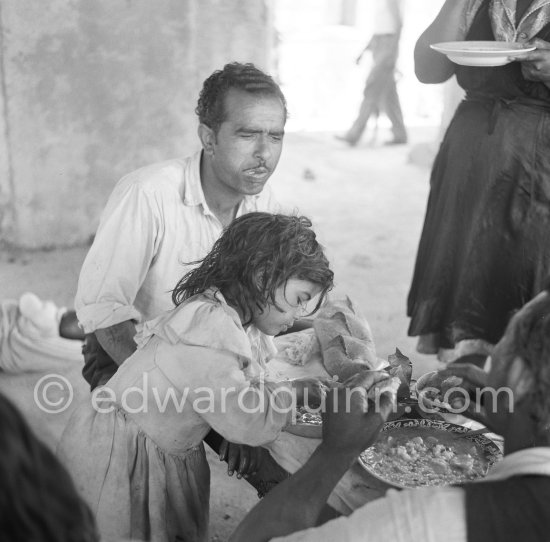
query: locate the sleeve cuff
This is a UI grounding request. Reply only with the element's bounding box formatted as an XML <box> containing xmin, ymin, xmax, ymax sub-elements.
<box><xmin>76</xmin><ymin>303</ymin><xmax>142</xmax><ymax>333</ymax></box>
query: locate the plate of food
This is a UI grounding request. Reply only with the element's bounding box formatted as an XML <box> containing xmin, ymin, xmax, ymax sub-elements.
<box><xmin>358</xmin><ymin>418</ymin><xmax>502</xmax><ymax>489</ymax></box>
<box><xmin>430</xmin><ymin>41</ymin><xmax>535</xmax><ymax>66</ymax></box>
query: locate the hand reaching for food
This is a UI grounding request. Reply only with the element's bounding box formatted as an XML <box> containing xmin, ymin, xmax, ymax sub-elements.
<box><xmin>320</xmin><ymin>370</ymin><xmax>398</xmax><ymax>457</ymax></box>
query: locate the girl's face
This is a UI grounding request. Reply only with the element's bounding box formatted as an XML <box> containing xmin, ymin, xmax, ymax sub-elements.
<box><xmin>251</xmin><ymin>278</ymin><xmax>323</xmax><ymax>336</ymax></box>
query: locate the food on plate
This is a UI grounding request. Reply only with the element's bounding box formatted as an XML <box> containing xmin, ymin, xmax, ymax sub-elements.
<box><xmin>313</xmin><ymin>297</ymin><xmax>378</xmax><ymax>380</ymax></box>
<box><xmin>362</xmin><ymin>426</ymin><xmax>495</xmax><ymax>488</ymax></box>
<box><xmin>278</xmin><ymin>329</ymin><xmax>319</xmax><ymax>366</ymax></box>
<box><xmin>295</xmin><ymin>405</ymin><xmax>322</xmax><ymax>426</ymax></box>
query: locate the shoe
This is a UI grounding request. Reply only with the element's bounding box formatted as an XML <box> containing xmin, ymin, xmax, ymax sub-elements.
<box><xmin>334</xmin><ymin>134</ymin><xmax>357</xmax><ymax>147</ymax></box>
<box><xmin>384</xmin><ymin>137</ymin><xmax>408</xmax><ymax>146</ymax></box>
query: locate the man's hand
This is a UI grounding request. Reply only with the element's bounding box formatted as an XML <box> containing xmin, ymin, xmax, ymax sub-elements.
<box><xmin>514</xmin><ymin>39</ymin><xmax>550</xmax><ymax>85</ymax></box>
<box><xmin>321</xmin><ymin>370</ymin><xmax>396</xmax><ymax>457</ymax></box>
<box><xmin>219</xmin><ymin>440</ymin><xmax>267</xmax><ymax>479</ymax></box>
<box><xmin>438</xmin><ymin>362</ymin><xmax>495</xmax><ymax>429</ymax></box>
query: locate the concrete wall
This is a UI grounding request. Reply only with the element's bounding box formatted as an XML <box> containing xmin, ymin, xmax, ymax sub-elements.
<box><xmin>0</xmin><ymin>0</ymin><xmax>272</xmax><ymax>248</ymax></box>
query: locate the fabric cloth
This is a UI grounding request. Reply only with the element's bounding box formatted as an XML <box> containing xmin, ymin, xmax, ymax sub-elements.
<box><xmin>407</xmin><ymin>2</ymin><xmax>550</xmax><ymax>350</ymax></box>
<box><xmin>58</xmin><ymin>289</ymin><xmax>293</xmax><ymax>542</ymax></box>
<box><xmin>75</xmin><ymin>150</ymin><xmax>279</xmax><ymax>333</ymax></box>
<box><xmin>0</xmin><ymin>297</ymin><xmax>82</xmax><ymax>373</ymax></box>
<box><xmin>272</xmin><ymin>447</ymin><xmax>550</xmax><ymax>542</ymax></box>
<box><xmin>463</xmin><ymin>0</ymin><xmax>550</xmax><ymax>41</ymax></box>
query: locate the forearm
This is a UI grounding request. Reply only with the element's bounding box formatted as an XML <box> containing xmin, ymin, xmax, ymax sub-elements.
<box><xmin>415</xmin><ymin>0</ymin><xmax>471</xmax><ymax>83</ymax></box>
<box><xmin>230</xmin><ymin>444</ymin><xmax>357</xmax><ymax>542</ymax></box>
<box><xmin>95</xmin><ymin>320</ymin><xmax>137</xmax><ymax>365</ymax></box>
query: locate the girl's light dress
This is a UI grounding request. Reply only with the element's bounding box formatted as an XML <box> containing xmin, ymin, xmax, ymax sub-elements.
<box><xmin>58</xmin><ymin>289</ymin><xmax>292</xmax><ymax>542</ymax></box>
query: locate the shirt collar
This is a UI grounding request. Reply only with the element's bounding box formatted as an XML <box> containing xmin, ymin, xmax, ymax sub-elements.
<box><xmin>182</xmin><ymin>150</ymin><xmax>208</xmax><ymax>209</ymax></box>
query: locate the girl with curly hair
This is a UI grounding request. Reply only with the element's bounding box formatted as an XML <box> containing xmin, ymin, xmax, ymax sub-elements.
<box><xmin>58</xmin><ymin>212</ymin><xmax>333</xmax><ymax>542</ymax></box>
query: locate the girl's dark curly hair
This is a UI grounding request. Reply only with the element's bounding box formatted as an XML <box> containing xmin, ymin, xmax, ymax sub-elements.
<box><xmin>172</xmin><ymin>212</ymin><xmax>334</xmax><ymax>325</ymax></box>
<box><xmin>195</xmin><ymin>62</ymin><xmax>287</xmax><ymax>133</ymax></box>
<box><xmin>503</xmin><ymin>285</ymin><xmax>550</xmax><ymax>437</ymax></box>
<box><xmin>0</xmin><ymin>393</ymin><xmax>99</xmax><ymax>542</ymax></box>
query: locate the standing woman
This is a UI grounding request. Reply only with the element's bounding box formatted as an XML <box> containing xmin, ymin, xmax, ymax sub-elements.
<box><xmin>407</xmin><ymin>0</ymin><xmax>550</xmax><ymax>361</ymax></box>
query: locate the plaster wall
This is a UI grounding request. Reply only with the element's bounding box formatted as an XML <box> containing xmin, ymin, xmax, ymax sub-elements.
<box><xmin>0</xmin><ymin>0</ymin><xmax>271</xmax><ymax>248</ymax></box>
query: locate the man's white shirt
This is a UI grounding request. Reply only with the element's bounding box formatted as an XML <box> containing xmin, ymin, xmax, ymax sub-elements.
<box><xmin>75</xmin><ymin>151</ymin><xmax>279</xmax><ymax>333</ymax></box>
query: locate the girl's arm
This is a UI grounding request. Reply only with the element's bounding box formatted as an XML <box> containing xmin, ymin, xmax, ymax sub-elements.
<box><xmin>158</xmin><ymin>342</ymin><xmax>294</xmax><ymax>444</ymax></box>
<box><xmin>415</xmin><ymin>0</ymin><xmax>474</xmax><ymax>84</ymax></box>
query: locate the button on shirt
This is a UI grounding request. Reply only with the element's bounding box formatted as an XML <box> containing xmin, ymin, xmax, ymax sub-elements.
<box><xmin>75</xmin><ymin>151</ymin><xmax>280</xmax><ymax>333</ymax></box>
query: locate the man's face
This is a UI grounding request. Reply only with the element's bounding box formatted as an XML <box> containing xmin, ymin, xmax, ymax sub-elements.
<box><xmin>252</xmin><ymin>278</ymin><xmax>322</xmax><ymax>336</ymax></box>
<box><xmin>206</xmin><ymin>88</ymin><xmax>286</xmax><ymax>196</ymax></box>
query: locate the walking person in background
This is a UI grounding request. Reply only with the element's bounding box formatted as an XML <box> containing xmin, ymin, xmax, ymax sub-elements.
<box><xmin>337</xmin><ymin>0</ymin><xmax>408</xmax><ymax>147</ymax></box>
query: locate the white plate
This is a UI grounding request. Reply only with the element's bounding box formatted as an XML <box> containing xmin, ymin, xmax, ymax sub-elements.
<box><xmin>431</xmin><ymin>41</ymin><xmax>536</xmax><ymax>67</ymax></box>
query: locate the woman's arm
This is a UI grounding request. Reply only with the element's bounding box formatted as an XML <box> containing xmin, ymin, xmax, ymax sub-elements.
<box><xmin>415</xmin><ymin>0</ymin><xmax>473</xmax><ymax>84</ymax></box>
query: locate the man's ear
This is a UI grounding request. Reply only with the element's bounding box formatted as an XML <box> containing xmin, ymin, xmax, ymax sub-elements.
<box><xmin>507</xmin><ymin>356</ymin><xmax>534</xmax><ymax>402</ymax></box>
<box><xmin>198</xmin><ymin>124</ymin><xmax>216</xmax><ymax>156</ymax></box>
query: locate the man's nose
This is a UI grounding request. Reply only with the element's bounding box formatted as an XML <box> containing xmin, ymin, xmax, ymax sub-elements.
<box><xmin>253</xmin><ymin>135</ymin><xmax>272</xmax><ymax>161</ymax></box>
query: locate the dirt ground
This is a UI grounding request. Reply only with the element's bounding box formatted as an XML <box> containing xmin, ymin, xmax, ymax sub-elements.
<box><xmin>0</xmin><ymin>126</ymin><xmax>440</xmax><ymax>540</ymax></box>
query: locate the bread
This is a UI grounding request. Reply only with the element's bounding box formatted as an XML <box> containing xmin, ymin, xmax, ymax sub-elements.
<box><xmin>279</xmin><ymin>329</ymin><xmax>319</xmax><ymax>366</ymax></box>
<box><xmin>313</xmin><ymin>297</ymin><xmax>377</xmax><ymax>381</ymax></box>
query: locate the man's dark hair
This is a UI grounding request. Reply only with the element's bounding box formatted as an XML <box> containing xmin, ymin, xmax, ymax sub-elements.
<box><xmin>195</xmin><ymin>62</ymin><xmax>287</xmax><ymax>133</ymax></box>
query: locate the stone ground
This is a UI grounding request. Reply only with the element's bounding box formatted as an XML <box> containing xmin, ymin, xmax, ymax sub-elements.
<box><xmin>0</xmin><ymin>126</ymin><xmax>440</xmax><ymax>540</ymax></box>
